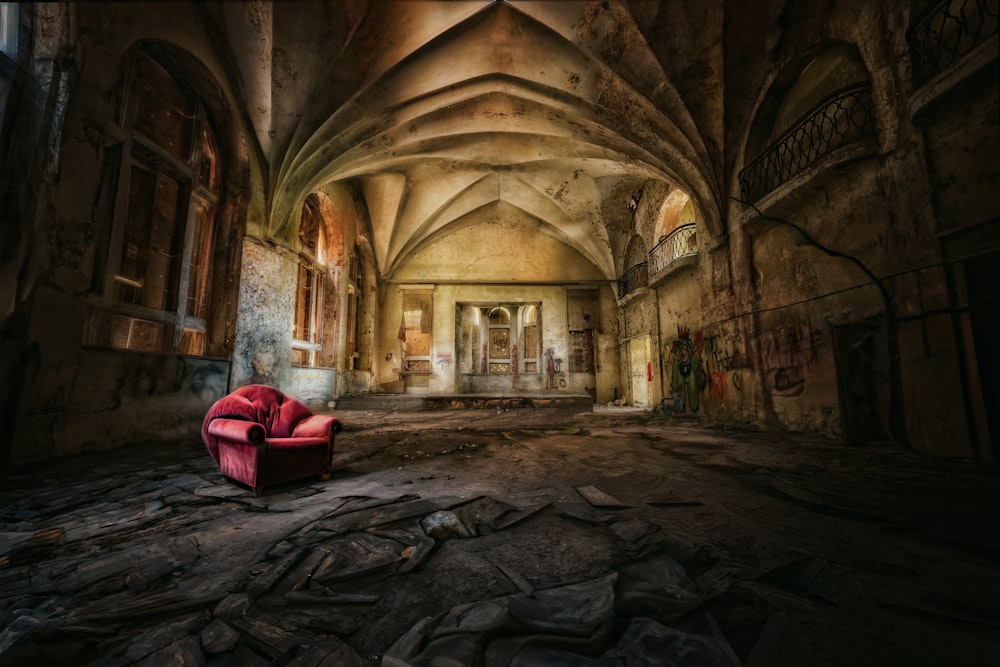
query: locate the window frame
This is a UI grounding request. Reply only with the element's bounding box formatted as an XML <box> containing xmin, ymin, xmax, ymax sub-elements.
<box><xmin>345</xmin><ymin>244</ymin><xmax>363</xmax><ymax>370</ymax></box>
<box><xmin>93</xmin><ymin>50</ymin><xmax>220</xmax><ymax>355</ymax></box>
<box><xmin>291</xmin><ymin>196</ymin><xmax>329</xmax><ymax>367</ymax></box>
<box><xmin>401</xmin><ymin>288</ymin><xmax>433</xmax><ymax>375</ymax></box>
<box><xmin>292</xmin><ymin>255</ymin><xmax>324</xmax><ymax>366</ymax></box>
<box><xmin>0</xmin><ymin>3</ymin><xmax>18</xmax><ymax>63</ymax></box>
<box><xmin>472</xmin><ymin>303</ymin><xmax>541</xmax><ymax>376</ymax></box>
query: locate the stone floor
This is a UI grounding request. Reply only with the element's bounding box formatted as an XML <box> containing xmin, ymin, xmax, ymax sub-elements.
<box><xmin>1</xmin><ymin>406</ymin><xmax>999</xmax><ymax>667</ymax></box>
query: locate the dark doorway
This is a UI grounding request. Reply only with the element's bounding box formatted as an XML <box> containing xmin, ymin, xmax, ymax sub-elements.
<box><xmin>833</xmin><ymin>320</ymin><xmax>885</xmax><ymax>444</ymax></box>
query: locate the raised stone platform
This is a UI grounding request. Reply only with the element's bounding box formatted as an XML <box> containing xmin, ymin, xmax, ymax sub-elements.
<box><xmin>335</xmin><ymin>392</ymin><xmax>594</xmax><ymax>413</ymax></box>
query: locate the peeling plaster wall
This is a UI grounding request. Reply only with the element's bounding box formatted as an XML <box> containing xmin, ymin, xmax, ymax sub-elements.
<box><xmin>14</xmin><ymin>282</ymin><xmax>229</xmax><ymax>464</ymax></box>
<box><xmin>230</xmin><ymin>238</ymin><xmax>297</xmax><ymax>391</ymax></box>
<box><xmin>285</xmin><ymin>367</ymin><xmax>337</xmax><ymax>411</ymax></box>
<box><xmin>745</xmin><ymin>159</ymin><xmax>970</xmax><ymax>450</ymax></box>
<box><xmin>915</xmin><ymin>59</ymin><xmax>1000</xmax><ymax>459</ymax></box>
<box><xmin>715</xmin><ymin>0</ymin><xmax>996</xmax><ymax>454</ymax></box>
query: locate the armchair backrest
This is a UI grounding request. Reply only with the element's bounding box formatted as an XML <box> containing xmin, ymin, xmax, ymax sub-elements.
<box><xmin>202</xmin><ymin>384</ymin><xmax>321</xmax><ymax>462</ymax></box>
<box><xmin>228</xmin><ymin>384</ymin><xmax>314</xmax><ymax>438</ymax></box>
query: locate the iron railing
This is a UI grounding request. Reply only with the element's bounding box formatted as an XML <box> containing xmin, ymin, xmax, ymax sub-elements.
<box><xmin>649</xmin><ymin>223</ymin><xmax>697</xmax><ymax>276</ymax></box>
<box><xmin>908</xmin><ymin>0</ymin><xmax>998</xmax><ymax>86</ymax></box>
<box><xmin>617</xmin><ymin>262</ymin><xmax>648</xmax><ymax>299</ymax></box>
<box><xmin>738</xmin><ymin>83</ymin><xmax>877</xmax><ymax>206</ymax></box>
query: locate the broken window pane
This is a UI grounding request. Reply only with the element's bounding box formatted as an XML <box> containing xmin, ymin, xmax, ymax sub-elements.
<box><xmin>134</xmin><ymin>54</ymin><xmax>195</xmax><ymax>161</ymax></box>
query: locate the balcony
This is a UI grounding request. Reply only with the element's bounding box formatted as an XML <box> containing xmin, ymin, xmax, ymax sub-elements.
<box><xmin>649</xmin><ymin>223</ymin><xmax>697</xmax><ymax>279</ymax></box>
<box><xmin>908</xmin><ymin>0</ymin><xmax>998</xmax><ymax>86</ymax></box>
<box><xmin>738</xmin><ymin>84</ymin><xmax>877</xmax><ymax>207</ymax></box>
<box><xmin>617</xmin><ymin>262</ymin><xmax>648</xmax><ymax>299</ymax></box>
<box><xmin>907</xmin><ymin>0</ymin><xmax>998</xmax><ymax>116</ymax></box>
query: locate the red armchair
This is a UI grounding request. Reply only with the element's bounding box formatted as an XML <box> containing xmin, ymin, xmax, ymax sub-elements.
<box><xmin>201</xmin><ymin>384</ymin><xmax>343</xmax><ymax>493</ymax></box>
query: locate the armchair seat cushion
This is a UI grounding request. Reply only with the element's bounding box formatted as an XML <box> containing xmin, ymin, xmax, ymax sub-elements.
<box><xmin>201</xmin><ymin>384</ymin><xmax>343</xmax><ymax>492</ymax></box>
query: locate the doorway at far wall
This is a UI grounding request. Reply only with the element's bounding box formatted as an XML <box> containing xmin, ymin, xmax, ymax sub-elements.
<box><xmin>628</xmin><ymin>335</ymin><xmax>651</xmax><ymax>407</ymax></box>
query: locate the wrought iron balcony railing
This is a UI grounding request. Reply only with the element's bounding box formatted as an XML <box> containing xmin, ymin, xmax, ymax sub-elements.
<box><xmin>738</xmin><ymin>84</ymin><xmax>877</xmax><ymax>206</ymax></box>
<box><xmin>649</xmin><ymin>223</ymin><xmax>697</xmax><ymax>276</ymax></box>
<box><xmin>908</xmin><ymin>0</ymin><xmax>998</xmax><ymax>86</ymax></box>
<box><xmin>617</xmin><ymin>262</ymin><xmax>648</xmax><ymax>299</ymax></box>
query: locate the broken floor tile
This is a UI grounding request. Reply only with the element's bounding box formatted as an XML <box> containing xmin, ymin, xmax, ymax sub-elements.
<box><xmin>276</xmin><ymin>607</ymin><xmax>366</xmax><ymax>637</ymax></box>
<box><xmin>283</xmin><ymin>636</ymin><xmax>366</xmax><ymax>667</ymax></box>
<box><xmin>614</xmin><ymin>554</ymin><xmax>700</xmax><ymax>622</ymax></box>
<box><xmin>507</xmin><ymin>574</ymin><xmax>616</xmax><ymax>638</ymax></box>
<box><xmin>309</xmin><ymin>533</ymin><xmax>411</xmax><ymax>585</ymax></box>
<box><xmin>449</xmin><ymin>496</ymin><xmax>518</xmax><ymax>536</ymax></box>
<box><xmin>607</xmin><ymin>516</ymin><xmax>664</xmax><ymax>556</ymax></box>
<box><xmin>494</xmin><ymin>561</ymin><xmax>535</xmax><ymax>595</ymax></box>
<box><xmin>430</xmin><ymin>599</ymin><xmax>512</xmax><ymax>638</ymax></box>
<box><xmin>508</xmin><ymin>646</ymin><xmax>597</xmax><ymax>667</ymax></box>
<box><xmin>382</xmin><ymin>615</ymin><xmax>437</xmax><ymax>663</ymax></box>
<box><xmin>602</xmin><ymin>617</ymin><xmax>741</xmax><ymax>667</ymax></box>
<box><xmin>230</xmin><ymin>615</ymin><xmax>308</xmax><ymax>659</ymax></box>
<box><xmin>488</xmin><ymin>502</ymin><xmax>552</xmax><ymax>532</ymax></box>
<box><xmin>372</xmin><ymin>522</ymin><xmax>437</xmax><ymax>574</ymax></box>
<box><xmin>199</xmin><ymin>618</ymin><xmax>239</xmax><ymax>655</ymax></box>
<box><xmin>124</xmin><ymin>613</ymin><xmax>208</xmax><ymax>662</ymax></box>
<box><xmin>136</xmin><ymin>634</ymin><xmax>204</xmax><ymax>667</ymax></box>
<box><xmin>407</xmin><ymin>631</ymin><xmax>483</xmax><ymax>667</ymax></box>
<box><xmin>574</xmin><ymin>485</ymin><xmax>631</xmax><ymax>509</ymax></box>
<box><xmin>213</xmin><ymin>593</ymin><xmax>249</xmax><ymax>621</ymax></box>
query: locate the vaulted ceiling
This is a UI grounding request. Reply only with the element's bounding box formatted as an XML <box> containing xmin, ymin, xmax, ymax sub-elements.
<box><xmin>210</xmin><ymin>0</ymin><xmax>724</xmax><ymax>282</ymax></box>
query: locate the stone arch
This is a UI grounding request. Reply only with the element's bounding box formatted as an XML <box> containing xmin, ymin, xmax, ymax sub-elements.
<box><xmin>655</xmin><ymin>190</ymin><xmax>697</xmax><ymax>240</ymax></box>
<box><xmin>744</xmin><ymin>40</ymin><xmax>872</xmax><ymax>170</ymax></box>
<box><xmin>623</xmin><ymin>235</ymin><xmax>649</xmax><ymax>274</ymax></box>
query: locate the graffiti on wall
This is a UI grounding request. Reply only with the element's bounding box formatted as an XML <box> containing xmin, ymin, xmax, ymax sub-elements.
<box><xmin>666</xmin><ymin>327</ymin><xmax>707</xmax><ymax>412</ymax></box>
<box><xmin>663</xmin><ymin>325</ymin><xmax>749</xmax><ymax>410</ymax></box>
<box><xmin>710</xmin><ymin>371</ymin><xmax>727</xmax><ymax>401</ymax></box>
<box><xmin>703</xmin><ymin>331</ymin><xmax>749</xmax><ymax>371</ymax></box>
<box><xmin>435</xmin><ymin>352</ymin><xmax>453</xmax><ymax>369</ymax></box>
<box><xmin>759</xmin><ymin>320</ymin><xmax>826</xmax><ymax>397</ymax></box>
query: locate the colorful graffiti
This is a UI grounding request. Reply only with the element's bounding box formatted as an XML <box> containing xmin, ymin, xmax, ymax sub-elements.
<box><xmin>435</xmin><ymin>352</ymin><xmax>453</xmax><ymax>369</ymax></box>
<box><xmin>710</xmin><ymin>371</ymin><xmax>727</xmax><ymax>401</ymax></box>
<box><xmin>668</xmin><ymin>328</ymin><xmax>707</xmax><ymax>412</ymax></box>
<box><xmin>664</xmin><ymin>325</ymin><xmax>742</xmax><ymax>409</ymax></box>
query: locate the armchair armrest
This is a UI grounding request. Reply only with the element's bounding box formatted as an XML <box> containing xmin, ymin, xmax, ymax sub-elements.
<box><xmin>292</xmin><ymin>414</ymin><xmax>342</xmax><ymax>439</ymax></box>
<box><xmin>208</xmin><ymin>418</ymin><xmax>265</xmax><ymax>445</ymax></box>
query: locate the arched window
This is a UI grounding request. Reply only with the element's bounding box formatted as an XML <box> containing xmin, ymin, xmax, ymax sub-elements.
<box><xmin>650</xmin><ymin>190</ymin><xmax>698</xmax><ymax>275</ymax></box>
<box><xmin>740</xmin><ymin>42</ymin><xmax>875</xmax><ymax>205</ymax></box>
<box><xmin>292</xmin><ymin>195</ymin><xmax>326</xmax><ymax>366</ymax></box>
<box><xmin>103</xmin><ymin>50</ymin><xmax>222</xmax><ymax>355</ymax></box>
<box><xmin>345</xmin><ymin>244</ymin><xmax>361</xmax><ymax>369</ymax></box>
<box><xmin>486</xmin><ymin>306</ymin><xmax>511</xmax><ymax>374</ymax></box>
